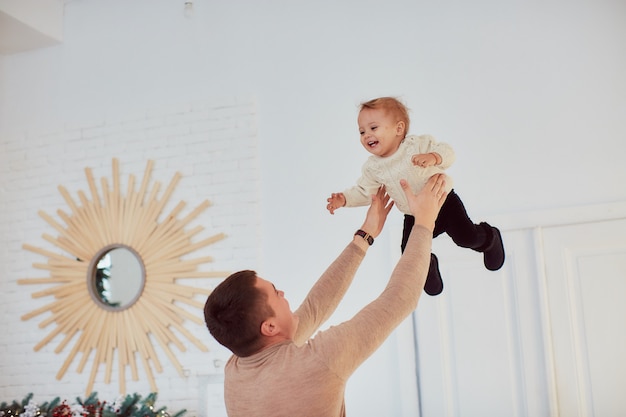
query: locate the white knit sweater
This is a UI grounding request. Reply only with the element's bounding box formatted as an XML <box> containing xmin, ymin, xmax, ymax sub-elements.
<box><xmin>343</xmin><ymin>134</ymin><xmax>455</xmax><ymax>214</ymax></box>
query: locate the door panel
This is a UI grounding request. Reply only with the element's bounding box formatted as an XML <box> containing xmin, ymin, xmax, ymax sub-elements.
<box><xmin>415</xmin><ymin>229</ymin><xmax>550</xmax><ymax>417</ymax></box>
<box><xmin>541</xmin><ymin>219</ymin><xmax>626</xmax><ymax>417</ymax></box>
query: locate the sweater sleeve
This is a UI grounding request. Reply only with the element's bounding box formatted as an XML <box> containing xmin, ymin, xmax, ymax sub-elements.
<box><xmin>342</xmin><ymin>164</ymin><xmax>381</xmax><ymax>208</ymax></box>
<box><xmin>292</xmin><ymin>242</ymin><xmax>366</xmax><ymax>346</ymax></box>
<box><xmin>307</xmin><ymin>225</ymin><xmax>432</xmax><ymax>378</ymax></box>
<box><xmin>411</xmin><ymin>134</ymin><xmax>456</xmax><ymax>169</ymax></box>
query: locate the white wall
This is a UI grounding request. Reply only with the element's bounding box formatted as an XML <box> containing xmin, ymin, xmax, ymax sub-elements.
<box><xmin>1</xmin><ymin>0</ymin><xmax>625</xmax><ymax>416</ymax></box>
<box><xmin>0</xmin><ymin>99</ymin><xmax>260</xmax><ymax>414</ymax></box>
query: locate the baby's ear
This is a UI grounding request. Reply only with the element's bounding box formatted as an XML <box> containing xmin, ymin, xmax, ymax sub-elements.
<box><xmin>396</xmin><ymin>121</ymin><xmax>406</xmax><ymax>135</ymax></box>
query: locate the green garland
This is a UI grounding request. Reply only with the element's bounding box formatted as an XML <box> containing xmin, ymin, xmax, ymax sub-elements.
<box><xmin>0</xmin><ymin>392</ymin><xmax>186</xmax><ymax>417</ymax></box>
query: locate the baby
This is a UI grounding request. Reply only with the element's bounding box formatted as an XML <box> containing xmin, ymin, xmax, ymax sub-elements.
<box><xmin>326</xmin><ymin>97</ymin><xmax>505</xmax><ymax>295</ymax></box>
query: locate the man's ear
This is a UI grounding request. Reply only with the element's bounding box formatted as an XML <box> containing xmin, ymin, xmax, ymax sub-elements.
<box><xmin>260</xmin><ymin>318</ymin><xmax>277</xmax><ymax>337</ymax></box>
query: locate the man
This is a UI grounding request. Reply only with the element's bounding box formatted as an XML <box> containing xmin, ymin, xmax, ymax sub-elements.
<box><xmin>204</xmin><ymin>174</ymin><xmax>447</xmax><ymax>416</ymax></box>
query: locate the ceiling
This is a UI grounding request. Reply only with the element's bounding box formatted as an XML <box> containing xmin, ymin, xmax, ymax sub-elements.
<box><xmin>0</xmin><ymin>0</ymin><xmax>64</xmax><ymax>55</ymax></box>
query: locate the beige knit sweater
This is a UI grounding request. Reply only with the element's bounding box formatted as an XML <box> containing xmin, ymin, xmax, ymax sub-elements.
<box><xmin>343</xmin><ymin>134</ymin><xmax>455</xmax><ymax>215</ymax></box>
<box><xmin>222</xmin><ymin>225</ymin><xmax>432</xmax><ymax>417</ymax></box>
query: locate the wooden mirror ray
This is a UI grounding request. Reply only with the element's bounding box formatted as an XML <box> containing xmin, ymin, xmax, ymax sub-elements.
<box><xmin>18</xmin><ymin>158</ymin><xmax>229</xmax><ymax>395</ymax></box>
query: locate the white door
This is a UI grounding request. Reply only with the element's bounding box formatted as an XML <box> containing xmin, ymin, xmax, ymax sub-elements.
<box><xmin>541</xmin><ymin>218</ymin><xmax>626</xmax><ymax>417</ymax></box>
<box><xmin>410</xmin><ymin>210</ymin><xmax>626</xmax><ymax>417</ymax></box>
<box><xmin>413</xmin><ymin>227</ymin><xmax>551</xmax><ymax>417</ymax></box>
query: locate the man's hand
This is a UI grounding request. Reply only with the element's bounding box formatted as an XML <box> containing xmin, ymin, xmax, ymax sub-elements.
<box><xmin>326</xmin><ymin>193</ymin><xmax>346</xmax><ymax>215</ymax></box>
<box><xmin>359</xmin><ymin>186</ymin><xmax>394</xmax><ymax>238</ymax></box>
<box><xmin>401</xmin><ymin>174</ymin><xmax>447</xmax><ymax>231</ymax></box>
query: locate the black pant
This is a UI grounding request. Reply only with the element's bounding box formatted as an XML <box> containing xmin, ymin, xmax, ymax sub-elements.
<box><xmin>400</xmin><ymin>190</ymin><xmax>487</xmax><ymax>253</ymax></box>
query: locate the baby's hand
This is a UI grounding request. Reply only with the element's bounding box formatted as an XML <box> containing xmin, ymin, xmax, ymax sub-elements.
<box><xmin>412</xmin><ymin>153</ymin><xmax>437</xmax><ymax>168</ymax></box>
<box><xmin>326</xmin><ymin>193</ymin><xmax>346</xmax><ymax>215</ymax></box>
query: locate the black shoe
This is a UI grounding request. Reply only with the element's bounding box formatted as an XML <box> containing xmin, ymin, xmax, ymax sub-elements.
<box><xmin>424</xmin><ymin>253</ymin><xmax>444</xmax><ymax>296</ymax></box>
<box><xmin>481</xmin><ymin>223</ymin><xmax>505</xmax><ymax>271</ymax></box>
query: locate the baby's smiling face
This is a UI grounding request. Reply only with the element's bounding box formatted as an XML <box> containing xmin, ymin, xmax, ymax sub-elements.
<box><xmin>358</xmin><ymin>107</ymin><xmax>405</xmax><ymax>158</ymax></box>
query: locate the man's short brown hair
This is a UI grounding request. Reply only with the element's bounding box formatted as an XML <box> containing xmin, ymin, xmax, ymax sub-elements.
<box><xmin>204</xmin><ymin>270</ymin><xmax>274</xmax><ymax>357</ymax></box>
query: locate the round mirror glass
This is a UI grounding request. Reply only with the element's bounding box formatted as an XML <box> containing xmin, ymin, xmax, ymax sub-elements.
<box><xmin>88</xmin><ymin>245</ymin><xmax>145</xmax><ymax>310</ymax></box>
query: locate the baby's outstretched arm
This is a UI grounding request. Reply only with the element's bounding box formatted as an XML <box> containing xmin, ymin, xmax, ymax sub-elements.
<box><xmin>326</xmin><ymin>192</ymin><xmax>346</xmax><ymax>215</ymax></box>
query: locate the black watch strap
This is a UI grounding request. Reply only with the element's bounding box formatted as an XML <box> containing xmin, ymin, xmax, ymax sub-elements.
<box><xmin>354</xmin><ymin>229</ymin><xmax>374</xmax><ymax>246</ymax></box>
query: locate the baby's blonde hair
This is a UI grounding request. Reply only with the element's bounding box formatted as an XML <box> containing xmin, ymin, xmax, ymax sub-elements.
<box><xmin>360</xmin><ymin>97</ymin><xmax>410</xmax><ymax>137</ymax></box>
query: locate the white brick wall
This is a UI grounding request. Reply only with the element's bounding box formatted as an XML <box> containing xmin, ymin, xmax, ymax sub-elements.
<box><xmin>0</xmin><ymin>97</ymin><xmax>260</xmax><ymax>416</ymax></box>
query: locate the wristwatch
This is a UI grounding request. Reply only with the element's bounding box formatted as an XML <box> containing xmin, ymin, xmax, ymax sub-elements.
<box><xmin>354</xmin><ymin>229</ymin><xmax>374</xmax><ymax>246</ymax></box>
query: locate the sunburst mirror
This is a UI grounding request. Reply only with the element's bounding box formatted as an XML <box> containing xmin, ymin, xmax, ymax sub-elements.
<box><xmin>18</xmin><ymin>158</ymin><xmax>228</xmax><ymax>395</ymax></box>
